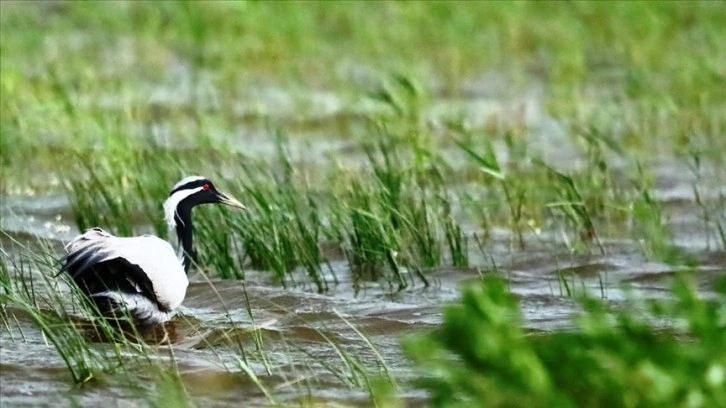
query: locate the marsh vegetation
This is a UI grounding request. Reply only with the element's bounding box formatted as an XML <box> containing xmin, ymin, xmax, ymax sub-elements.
<box><xmin>1</xmin><ymin>1</ymin><xmax>725</xmax><ymax>407</ymax></box>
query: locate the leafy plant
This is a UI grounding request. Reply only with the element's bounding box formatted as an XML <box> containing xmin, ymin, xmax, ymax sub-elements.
<box><xmin>405</xmin><ymin>274</ymin><xmax>726</xmax><ymax>407</ymax></box>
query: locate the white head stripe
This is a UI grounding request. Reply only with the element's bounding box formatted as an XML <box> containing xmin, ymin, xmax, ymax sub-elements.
<box><xmin>163</xmin><ymin>186</ymin><xmax>204</xmax><ymax>230</ymax></box>
<box><xmin>172</xmin><ymin>176</ymin><xmax>206</xmax><ymax>192</ymax></box>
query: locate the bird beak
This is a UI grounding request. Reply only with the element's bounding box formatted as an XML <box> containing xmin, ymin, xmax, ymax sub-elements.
<box><xmin>217</xmin><ymin>193</ymin><xmax>246</xmax><ymax>210</ymax></box>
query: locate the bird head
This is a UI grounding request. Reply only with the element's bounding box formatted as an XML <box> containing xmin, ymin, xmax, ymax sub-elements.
<box><xmin>164</xmin><ymin>176</ymin><xmax>245</xmax><ymax>229</ymax></box>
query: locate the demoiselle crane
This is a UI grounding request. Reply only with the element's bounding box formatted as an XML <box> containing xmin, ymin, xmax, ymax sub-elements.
<box><xmin>59</xmin><ymin>176</ymin><xmax>245</xmax><ymax>327</ymax></box>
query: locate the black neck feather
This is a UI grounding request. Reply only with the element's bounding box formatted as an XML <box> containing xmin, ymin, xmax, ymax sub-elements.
<box><xmin>174</xmin><ymin>205</ymin><xmax>194</xmax><ymax>273</ymax></box>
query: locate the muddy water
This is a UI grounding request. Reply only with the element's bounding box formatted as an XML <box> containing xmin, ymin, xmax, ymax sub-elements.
<box><xmin>2</xmin><ymin>185</ymin><xmax>725</xmax><ymax>407</ymax></box>
<box><xmin>2</xmin><ymin>85</ymin><xmax>726</xmax><ymax>406</ymax></box>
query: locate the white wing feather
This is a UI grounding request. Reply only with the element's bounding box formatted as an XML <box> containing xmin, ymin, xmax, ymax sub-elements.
<box><xmin>66</xmin><ymin>229</ymin><xmax>189</xmax><ymax>310</ymax></box>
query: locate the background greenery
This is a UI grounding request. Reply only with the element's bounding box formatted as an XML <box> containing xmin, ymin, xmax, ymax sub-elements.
<box><xmin>1</xmin><ymin>1</ymin><xmax>725</xmax><ymax>407</ymax></box>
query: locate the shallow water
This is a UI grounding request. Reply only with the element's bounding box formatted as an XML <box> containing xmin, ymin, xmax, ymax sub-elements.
<box><xmin>2</xmin><ymin>74</ymin><xmax>726</xmax><ymax>406</ymax></box>
<box><xmin>2</xmin><ymin>185</ymin><xmax>725</xmax><ymax>406</ymax></box>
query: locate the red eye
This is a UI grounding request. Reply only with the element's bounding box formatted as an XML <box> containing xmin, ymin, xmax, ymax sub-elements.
<box><xmin>202</xmin><ymin>183</ymin><xmax>210</xmax><ymax>191</ymax></box>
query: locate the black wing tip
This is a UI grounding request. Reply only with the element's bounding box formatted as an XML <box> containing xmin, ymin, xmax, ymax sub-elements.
<box><xmin>55</xmin><ymin>251</ymin><xmax>73</xmax><ymax>277</ymax></box>
<box><xmin>90</xmin><ymin>292</ymin><xmax>168</xmax><ymax>327</ymax></box>
<box><xmin>57</xmin><ymin>245</ymin><xmax>101</xmax><ymax>279</ymax></box>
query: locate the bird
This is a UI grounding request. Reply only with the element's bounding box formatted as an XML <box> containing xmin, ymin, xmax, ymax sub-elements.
<box><xmin>59</xmin><ymin>176</ymin><xmax>245</xmax><ymax>328</ymax></box>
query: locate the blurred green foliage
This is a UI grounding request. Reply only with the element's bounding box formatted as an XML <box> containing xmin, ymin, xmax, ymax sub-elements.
<box><xmin>2</xmin><ymin>0</ymin><xmax>725</xmax><ymax>183</ymax></box>
<box><xmin>404</xmin><ymin>274</ymin><xmax>726</xmax><ymax>407</ymax></box>
<box><xmin>2</xmin><ymin>1</ymin><xmax>723</xmax><ymax>98</ymax></box>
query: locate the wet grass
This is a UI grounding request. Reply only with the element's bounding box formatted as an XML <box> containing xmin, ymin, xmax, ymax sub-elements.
<box><xmin>52</xmin><ymin>126</ymin><xmax>480</xmax><ymax>289</ymax></box>
<box><xmin>1</xmin><ymin>239</ymin><xmax>143</xmax><ymax>386</ymax></box>
<box><xmin>0</xmin><ymin>235</ymin><xmax>397</xmax><ymax>406</ymax></box>
<box><xmin>24</xmin><ymin>88</ymin><xmax>720</xmax><ymax>288</ymax></box>
<box><xmin>2</xmin><ymin>1</ymin><xmax>726</xmax><ymax>406</ymax></box>
<box><xmin>49</xmin><ymin>121</ymin><xmax>697</xmax><ymax>289</ymax></box>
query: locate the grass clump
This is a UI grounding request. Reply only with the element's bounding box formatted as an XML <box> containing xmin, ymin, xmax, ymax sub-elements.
<box><xmin>1</xmin><ymin>238</ymin><xmax>140</xmax><ymax>386</ymax></box>
<box><xmin>228</xmin><ymin>157</ymin><xmax>330</xmax><ymax>288</ymax></box>
<box><xmin>58</xmin><ymin>124</ymin><xmax>474</xmax><ymax>290</ymax></box>
<box><xmin>404</xmin><ymin>274</ymin><xmax>726</xmax><ymax>407</ymax></box>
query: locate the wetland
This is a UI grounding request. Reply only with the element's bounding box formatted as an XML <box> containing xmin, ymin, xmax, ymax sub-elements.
<box><xmin>1</xmin><ymin>2</ymin><xmax>725</xmax><ymax>407</ymax></box>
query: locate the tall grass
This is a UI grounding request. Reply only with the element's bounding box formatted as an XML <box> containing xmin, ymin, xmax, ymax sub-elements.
<box><xmin>1</xmin><ymin>236</ymin><xmax>142</xmax><ymax>385</ymax></box>
<box><xmin>52</xmin><ymin>107</ymin><xmax>724</xmax><ymax>289</ymax></box>
<box><xmin>1</xmin><ymin>233</ymin><xmax>401</xmax><ymax>406</ymax></box>
<box><xmin>58</xmin><ymin>122</ymin><xmax>481</xmax><ymax>289</ymax></box>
